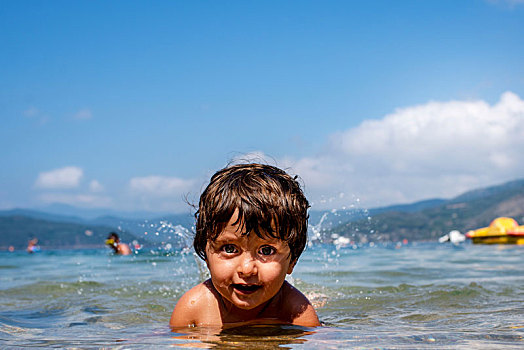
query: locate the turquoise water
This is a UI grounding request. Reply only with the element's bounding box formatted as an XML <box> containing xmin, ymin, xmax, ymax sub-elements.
<box><xmin>1</xmin><ymin>243</ymin><xmax>523</xmax><ymax>348</ymax></box>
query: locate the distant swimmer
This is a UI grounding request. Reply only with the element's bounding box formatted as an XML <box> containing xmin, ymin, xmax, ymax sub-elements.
<box><xmin>27</xmin><ymin>238</ymin><xmax>40</xmax><ymax>253</ymax></box>
<box><xmin>105</xmin><ymin>232</ymin><xmax>132</xmax><ymax>255</ymax></box>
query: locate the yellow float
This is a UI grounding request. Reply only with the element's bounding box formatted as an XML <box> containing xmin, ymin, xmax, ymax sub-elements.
<box><xmin>466</xmin><ymin>217</ymin><xmax>524</xmax><ymax>245</ymax></box>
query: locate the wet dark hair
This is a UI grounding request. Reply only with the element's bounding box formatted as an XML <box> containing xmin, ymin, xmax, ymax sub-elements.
<box><xmin>194</xmin><ymin>163</ymin><xmax>309</xmax><ymax>263</ymax></box>
<box><xmin>108</xmin><ymin>232</ymin><xmax>119</xmax><ymax>241</ymax></box>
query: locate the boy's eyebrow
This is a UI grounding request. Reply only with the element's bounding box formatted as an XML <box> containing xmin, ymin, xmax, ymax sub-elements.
<box><xmin>264</xmin><ymin>240</ymin><xmax>289</xmax><ymax>248</ymax></box>
<box><xmin>213</xmin><ymin>232</ymin><xmax>240</xmax><ymax>241</ymax></box>
<box><xmin>213</xmin><ymin>231</ymin><xmax>284</xmax><ymax>244</ymax></box>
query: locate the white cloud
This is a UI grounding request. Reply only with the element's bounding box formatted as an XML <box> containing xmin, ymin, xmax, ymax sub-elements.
<box><xmin>35</xmin><ymin>166</ymin><xmax>84</xmax><ymax>189</ymax></box>
<box><xmin>331</xmin><ymin>92</ymin><xmax>523</xmax><ymax>171</ymax></box>
<box><xmin>73</xmin><ymin>109</ymin><xmax>92</xmax><ymax>120</ymax></box>
<box><xmin>29</xmin><ymin>93</ymin><xmax>524</xmax><ymax>213</ymax></box>
<box><xmin>231</xmin><ymin>151</ymin><xmax>273</xmax><ymax>164</ymax></box>
<box><xmin>284</xmin><ymin>92</ymin><xmax>524</xmax><ymax>209</ymax></box>
<box><xmin>34</xmin><ymin>174</ymin><xmax>112</xmax><ymax>208</ymax></box>
<box><xmin>89</xmin><ymin>180</ymin><xmax>104</xmax><ymax>192</ymax></box>
<box><xmin>128</xmin><ymin>176</ymin><xmax>194</xmax><ymax>197</ymax></box>
<box><xmin>38</xmin><ymin>193</ymin><xmax>113</xmax><ymax>207</ymax></box>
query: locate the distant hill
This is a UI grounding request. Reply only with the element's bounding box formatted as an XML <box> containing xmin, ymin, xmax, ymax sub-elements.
<box><xmin>307</xmin><ymin>198</ymin><xmax>447</xmax><ymax>232</ymax></box>
<box><xmin>0</xmin><ymin>209</ymin><xmax>195</xmax><ymax>250</ymax></box>
<box><xmin>0</xmin><ymin>207</ymin><xmax>195</xmax><ymax>230</ymax></box>
<box><xmin>2</xmin><ymin>178</ymin><xmax>523</xmax><ymax>248</ymax></box>
<box><xmin>33</xmin><ymin>203</ymin><xmax>172</xmax><ymax>221</ymax></box>
<box><xmin>0</xmin><ymin>208</ymin><xmax>90</xmax><ymax>225</ymax></box>
<box><xmin>330</xmin><ymin>178</ymin><xmax>524</xmax><ymax>243</ymax></box>
<box><xmin>0</xmin><ymin>215</ymin><xmax>139</xmax><ymax>250</ymax></box>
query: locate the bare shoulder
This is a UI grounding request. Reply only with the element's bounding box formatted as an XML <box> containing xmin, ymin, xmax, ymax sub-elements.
<box><xmin>118</xmin><ymin>243</ymin><xmax>132</xmax><ymax>255</ymax></box>
<box><xmin>169</xmin><ymin>279</ymin><xmax>221</xmax><ymax>328</ymax></box>
<box><xmin>281</xmin><ymin>281</ymin><xmax>321</xmax><ymax>327</ymax></box>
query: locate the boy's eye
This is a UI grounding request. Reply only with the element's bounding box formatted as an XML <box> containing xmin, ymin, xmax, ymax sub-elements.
<box><xmin>222</xmin><ymin>244</ymin><xmax>237</xmax><ymax>254</ymax></box>
<box><xmin>259</xmin><ymin>245</ymin><xmax>276</xmax><ymax>256</ymax></box>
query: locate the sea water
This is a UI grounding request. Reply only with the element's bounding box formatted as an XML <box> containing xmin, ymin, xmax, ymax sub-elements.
<box><xmin>0</xmin><ymin>243</ymin><xmax>523</xmax><ymax>349</ymax></box>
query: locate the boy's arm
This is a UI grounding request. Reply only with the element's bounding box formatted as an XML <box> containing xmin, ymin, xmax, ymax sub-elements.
<box><xmin>169</xmin><ymin>290</ymin><xmax>198</xmax><ymax>328</ymax></box>
<box><xmin>170</xmin><ymin>280</ymin><xmax>221</xmax><ymax>328</ymax></box>
<box><xmin>291</xmin><ymin>302</ymin><xmax>320</xmax><ymax>327</ymax></box>
<box><xmin>283</xmin><ymin>282</ymin><xmax>321</xmax><ymax>327</ymax></box>
<box><xmin>169</xmin><ymin>283</ymin><xmax>208</xmax><ymax>328</ymax></box>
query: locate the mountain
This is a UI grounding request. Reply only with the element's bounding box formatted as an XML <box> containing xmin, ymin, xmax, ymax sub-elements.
<box><xmin>90</xmin><ymin>212</ymin><xmax>195</xmax><ymax>233</ymax></box>
<box><xmin>2</xmin><ymin>178</ymin><xmax>523</xmax><ymax>248</ymax></box>
<box><xmin>0</xmin><ymin>208</ymin><xmax>88</xmax><ymax>224</ymax></box>
<box><xmin>330</xmin><ymin>178</ymin><xmax>524</xmax><ymax>243</ymax></box>
<box><xmin>0</xmin><ymin>209</ymin><xmax>195</xmax><ymax>250</ymax></box>
<box><xmin>0</xmin><ymin>215</ymin><xmax>139</xmax><ymax>249</ymax></box>
<box><xmin>307</xmin><ymin>198</ymin><xmax>447</xmax><ymax>232</ymax></box>
<box><xmin>36</xmin><ymin>203</ymin><xmax>171</xmax><ymax>221</ymax></box>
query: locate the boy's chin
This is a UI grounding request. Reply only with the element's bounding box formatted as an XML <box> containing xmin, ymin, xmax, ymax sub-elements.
<box><xmin>231</xmin><ymin>300</ymin><xmax>264</xmax><ymax>311</ymax></box>
<box><xmin>226</xmin><ymin>292</ymin><xmax>266</xmax><ymax>310</ymax></box>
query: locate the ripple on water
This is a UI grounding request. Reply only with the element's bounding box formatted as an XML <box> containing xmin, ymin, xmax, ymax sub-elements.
<box><xmin>0</xmin><ymin>265</ymin><xmax>17</xmax><ymax>269</ymax></box>
<box><xmin>0</xmin><ymin>307</ymin><xmax>67</xmax><ymax>329</ymax></box>
<box><xmin>1</xmin><ymin>244</ymin><xmax>523</xmax><ymax>348</ymax></box>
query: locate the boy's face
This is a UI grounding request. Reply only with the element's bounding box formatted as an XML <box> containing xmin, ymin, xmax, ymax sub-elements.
<box><xmin>205</xmin><ymin>210</ymin><xmax>295</xmax><ymax>311</ymax></box>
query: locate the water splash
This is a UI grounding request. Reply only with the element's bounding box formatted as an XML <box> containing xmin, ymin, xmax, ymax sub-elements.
<box><xmin>134</xmin><ymin>219</ymin><xmax>210</xmax><ymax>281</ymax></box>
<box><xmin>307</xmin><ymin>196</ymin><xmax>375</xmax><ymax>249</ymax></box>
<box><xmin>307</xmin><ymin>212</ymin><xmax>329</xmax><ymax>246</ymax></box>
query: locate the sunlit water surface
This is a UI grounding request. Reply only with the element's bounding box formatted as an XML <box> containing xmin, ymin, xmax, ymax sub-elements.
<box><xmin>1</xmin><ymin>243</ymin><xmax>523</xmax><ymax>349</ymax></box>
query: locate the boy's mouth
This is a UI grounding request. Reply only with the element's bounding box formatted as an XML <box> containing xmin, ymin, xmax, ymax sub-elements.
<box><xmin>232</xmin><ymin>284</ymin><xmax>262</xmax><ymax>295</ymax></box>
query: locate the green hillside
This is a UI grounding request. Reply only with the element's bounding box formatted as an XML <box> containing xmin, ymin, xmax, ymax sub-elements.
<box><xmin>331</xmin><ymin>179</ymin><xmax>524</xmax><ymax>243</ymax></box>
<box><xmin>2</xmin><ymin>178</ymin><xmax>524</xmax><ymax>248</ymax></box>
<box><xmin>0</xmin><ymin>215</ymin><xmax>137</xmax><ymax>249</ymax></box>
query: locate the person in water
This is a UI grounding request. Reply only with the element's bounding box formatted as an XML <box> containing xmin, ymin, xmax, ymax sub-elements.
<box><xmin>170</xmin><ymin>163</ymin><xmax>320</xmax><ymax>328</ymax></box>
<box><xmin>105</xmin><ymin>232</ymin><xmax>132</xmax><ymax>255</ymax></box>
<box><xmin>27</xmin><ymin>238</ymin><xmax>40</xmax><ymax>253</ymax></box>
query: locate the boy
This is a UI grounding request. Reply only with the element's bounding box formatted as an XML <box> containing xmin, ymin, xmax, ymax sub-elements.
<box><xmin>170</xmin><ymin>163</ymin><xmax>320</xmax><ymax>328</ymax></box>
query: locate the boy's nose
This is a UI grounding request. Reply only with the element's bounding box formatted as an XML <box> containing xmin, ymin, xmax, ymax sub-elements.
<box><xmin>238</xmin><ymin>254</ymin><xmax>257</xmax><ymax>276</ymax></box>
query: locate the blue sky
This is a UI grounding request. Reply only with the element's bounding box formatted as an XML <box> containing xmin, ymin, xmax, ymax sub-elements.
<box><xmin>1</xmin><ymin>0</ymin><xmax>523</xmax><ymax>214</ymax></box>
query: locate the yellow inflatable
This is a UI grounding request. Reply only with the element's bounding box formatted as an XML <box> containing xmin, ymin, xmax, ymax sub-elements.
<box><xmin>466</xmin><ymin>217</ymin><xmax>524</xmax><ymax>245</ymax></box>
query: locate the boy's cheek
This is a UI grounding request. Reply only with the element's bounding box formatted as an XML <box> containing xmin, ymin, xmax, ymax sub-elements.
<box><xmin>206</xmin><ymin>256</ymin><xmax>234</xmax><ymax>273</ymax></box>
